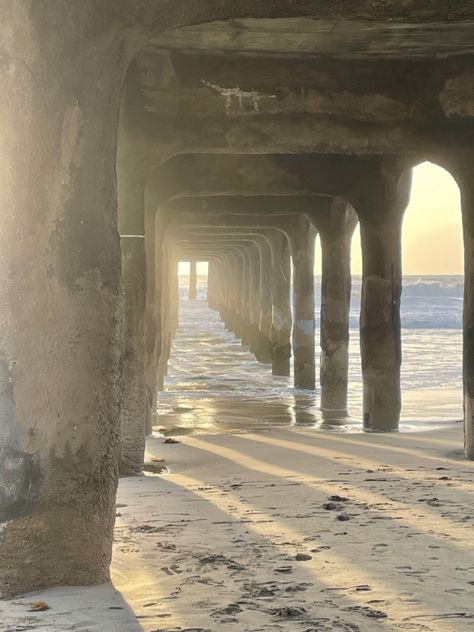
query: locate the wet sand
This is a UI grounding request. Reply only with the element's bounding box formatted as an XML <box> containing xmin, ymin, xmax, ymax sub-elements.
<box><xmin>158</xmin><ymin>297</ymin><xmax>462</xmax><ymax>434</ymax></box>
<box><xmin>3</xmin><ymin>298</ymin><xmax>472</xmax><ymax>631</ymax></box>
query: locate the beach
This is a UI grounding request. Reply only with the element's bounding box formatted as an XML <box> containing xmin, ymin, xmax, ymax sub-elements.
<box><xmin>3</xmin><ymin>425</ymin><xmax>473</xmax><ymax>631</ymax></box>
<box><xmin>3</xmin><ymin>290</ymin><xmax>472</xmax><ymax>631</ymax></box>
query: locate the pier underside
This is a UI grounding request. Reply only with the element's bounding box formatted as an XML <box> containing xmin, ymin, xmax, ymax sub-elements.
<box><xmin>1</xmin><ymin>2</ymin><xmax>474</xmax><ymax>629</ymax></box>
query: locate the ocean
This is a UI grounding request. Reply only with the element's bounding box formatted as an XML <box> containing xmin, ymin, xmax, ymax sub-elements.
<box><xmin>157</xmin><ymin>275</ymin><xmax>463</xmax><ymax>434</ymax></box>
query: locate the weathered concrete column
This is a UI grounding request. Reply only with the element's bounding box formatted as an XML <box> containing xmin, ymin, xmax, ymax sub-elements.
<box><xmin>354</xmin><ymin>162</ymin><xmax>412</xmax><ymax>432</ymax></box>
<box><xmin>225</xmin><ymin>252</ymin><xmax>241</xmax><ymax>337</ymax></box>
<box><xmin>209</xmin><ymin>258</ymin><xmax>224</xmax><ymax>313</ymax></box>
<box><xmin>157</xmin><ymin>236</ymin><xmax>176</xmax><ymax>390</ymax></box>
<box><xmin>247</xmin><ymin>241</ymin><xmax>271</xmax><ymax>363</ymax></box>
<box><xmin>221</xmin><ymin>254</ymin><xmax>236</xmax><ymax>333</ymax></box>
<box><xmin>291</xmin><ymin>217</ymin><xmax>317</xmax><ymax>389</ymax></box>
<box><xmin>453</xmin><ymin>160</ymin><xmax>474</xmax><ymax>458</ymax></box>
<box><xmin>213</xmin><ymin>258</ymin><xmax>225</xmax><ymax>320</ymax></box>
<box><xmin>211</xmin><ymin>258</ymin><xmax>223</xmax><ymax>312</ymax></box>
<box><xmin>240</xmin><ymin>248</ymin><xmax>253</xmax><ymax>346</ymax></box>
<box><xmin>116</xmin><ymin>60</ymin><xmax>153</xmax><ymax>475</ymax></box>
<box><xmin>208</xmin><ymin>260</ymin><xmax>217</xmax><ymax>309</ymax></box>
<box><xmin>248</xmin><ymin>244</ymin><xmax>261</xmax><ymax>355</ymax></box>
<box><xmin>0</xmin><ymin>14</ymin><xmax>128</xmax><ymax>596</ymax></box>
<box><xmin>144</xmin><ymin>208</ymin><xmax>159</xmax><ymax>432</ymax></box>
<box><xmin>269</xmin><ymin>231</ymin><xmax>292</xmax><ymax>376</ymax></box>
<box><xmin>116</xmin><ymin>142</ymin><xmax>148</xmax><ymax>475</ymax></box>
<box><xmin>315</xmin><ymin>202</ymin><xmax>358</xmax><ymax>415</ymax></box>
<box><xmin>119</xmin><ymin>236</ymin><xmax>147</xmax><ymax>475</ymax></box>
<box><xmin>230</xmin><ymin>251</ymin><xmax>244</xmax><ymax>338</ymax></box>
<box><xmin>189</xmin><ymin>260</ymin><xmax>197</xmax><ymax>300</ymax></box>
<box><xmin>219</xmin><ymin>259</ymin><xmax>228</xmax><ymax>324</ymax></box>
<box><xmin>253</xmin><ymin>236</ymin><xmax>272</xmax><ymax>364</ymax></box>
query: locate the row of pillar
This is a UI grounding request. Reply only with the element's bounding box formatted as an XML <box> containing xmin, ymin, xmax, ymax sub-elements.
<box><xmin>169</xmin><ymin>175</ymin><xmax>413</xmax><ymax>436</ymax></box>
<box><xmin>176</xmin><ymin>206</ymin><xmax>357</xmax><ymax>417</ymax></box>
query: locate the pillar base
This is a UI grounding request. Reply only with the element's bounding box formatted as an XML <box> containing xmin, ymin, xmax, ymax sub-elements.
<box><xmin>119</xmin><ymin>444</ymin><xmax>145</xmax><ymax>477</ymax></box>
<box><xmin>226</xmin><ymin>313</ymin><xmax>242</xmax><ymax>338</ymax></box>
<box><xmin>321</xmin><ymin>408</ymin><xmax>349</xmax><ymax>420</ymax></box>
<box><xmin>254</xmin><ymin>332</ymin><xmax>272</xmax><ymax>364</ymax></box>
<box><xmin>271</xmin><ymin>343</ymin><xmax>291</xmax><ymax>376</ymax></box>
<box><xmin>0</xmin><ymin>499</ymin><xmax>114</xmax><ymax>598</ymax></box>
<box><xmin>294</xmin><ymin>346</ymin><xmax>316</xmax><ymax>390</ymax></box>
<box><xmin>248</xmin><ymin>324</ymin><xmax>261</xmax><ymax>356</ymax></box>
<box><xmin>363</xmin><ymin>426</ymin><xmax>400</xmax><ymax>434</ymax></box>
<box><xmin>233</xmin><ymin>317</ymin><xmax>242</xmax><ymax>338</ymax></box>
<box><xmin>362</xmin><ymin>383</ymin><xmax>400</xmax><ymax>432</ymax></box>
<box><xmin>241</xmin><ymin>319</ymin><xmax>253</xmax><ymax>347</ymax></box>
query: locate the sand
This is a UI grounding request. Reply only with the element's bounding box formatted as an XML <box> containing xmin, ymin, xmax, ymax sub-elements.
<box><xmin>3</xmin><ymin>424</ymin><xmax>474</xmax><ymax>632</ymax></box>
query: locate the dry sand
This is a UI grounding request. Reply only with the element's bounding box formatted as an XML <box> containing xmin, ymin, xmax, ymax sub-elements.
<box><xmin>3</xmin><ymin>424</ymin><xmax>474</xmax><ymax>631</ymax></box>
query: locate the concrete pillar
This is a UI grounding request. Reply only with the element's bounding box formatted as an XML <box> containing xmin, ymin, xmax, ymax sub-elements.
<box><xmin>269</xmin><ymin>231</ymin><xmax>292</xmax><ymax>376</ymax></box>
<box><xmin>214</xmin><ymin>259</ymin><xmax>223</xmax><ymax>314</ymax></box>
<box><xmin>207</xmin><ymin>257</ymin><xmax>222</xmax><ymax>312</ymax></box>
<box><xmin>119</xmin><ymin>236</ymin><xmax>147</xmax><ymax>475</ymax></box>
<box><xmin>256</xmin><ymin>237</ymin><xmax>273</xmax><ymax>364</ymax></box>
<box><xmin>157</xmin><ymin>237</ymin><xmax>176</xmax><ymax>391</ymax></box>
<box><xmin>221</xmin><ymin>254</ymin><xmax>235</xmax><ymax>332</ymax></box>
<box><xmin>240</xmin><ymin>248</ymin><xmax>253</xmax><ymax>346</ymax></box>
<box><xmin>316</xmin><ymin>202</ymin><xmax>358</xmax><ymax>415</ymax></box>
<box><xmin>116</xmin><ymin>62</ymin><xmax>152</xmax><ymax>475</ymax></box>
<box><xmin>144</xmin><ymin>208</ymin><xmax>158</xmax><ymax>434</ymax></box>
<box><xmin>224</xmin><ymin>252</ymin><xmax>238</xmax><ymax>336</ymax></box>
<box><xmin>291</xmin><ymin>218</ymin><xmax>317</xmax><ymax>389</ymax></box>
<box><xmin>355</xmin><ymin>163</ymin><xmax>412</xmax><ymax>432</ymax></box>
<box><xmin>268</xmin><ymin>232</ymin><xmax>292</xmax><ymax>375</ymax></box>
<box><xmin>230</xmin><ymin>251</ymin><xmax>244</xmax><ymax>338</ymax></box>
<box><xmin>248</xmin><ymin>244</ymin><xmax>261</xmax><ymax>353</ymax></box>
<box><xmin>248</xmin><ymin>242</ymin><xmax>268</xmax><ymax>361</ymax></box>
<box><xmin>0</xmin><ymin>17</ymin><xmax>127</xmax><ymax>596</ymax></box>
<box><xmin>189</xmin><ymin>260</ymin><xmax>197</xmax><ymax>299</ymax></box>
<box><xmin>208</xmin><ymin>260</ymin><xmax>218</xmax><ymax>310</ymax></box>
<box><xmin>455</xmin><ymin>161</ymin><xmax>474</xmax><ymax>459</ymax></box>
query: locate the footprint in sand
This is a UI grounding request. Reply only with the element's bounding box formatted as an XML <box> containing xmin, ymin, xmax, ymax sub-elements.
<box><xmin>269</xmin><ymin>605</ymin><xmax>308</xmax><ymax>619</ymax></box>
<box><xmin>210</xmin><ymin>603</ymin><xmax>242</xmax><ymax>621</ymax></box>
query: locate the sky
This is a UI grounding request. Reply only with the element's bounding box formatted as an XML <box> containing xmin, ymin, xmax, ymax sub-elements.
<box><xmin>345</xmin><ymin>161</ymin><xmax>463</xmax><ymax>276</ymax></box>
<box><xmin>179</xmin><ymin>162</ymin><xmax>463</xmax><ymax>277</ymax></box>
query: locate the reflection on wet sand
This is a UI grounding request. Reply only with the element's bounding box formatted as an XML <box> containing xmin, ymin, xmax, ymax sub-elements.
<box><xmin>157</xmin><ymin>297</ymin><xmax>459</xmax><ymax>437</ymax></box>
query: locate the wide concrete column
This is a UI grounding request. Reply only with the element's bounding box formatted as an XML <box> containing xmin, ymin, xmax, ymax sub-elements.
<box><xmin>290</xmin><ymin>217</ymin><xmax>317</xmax><ymax>389</ymax></box>
<box><xmin>189</xmin><ymin>260</ymin><xmax>197</xmax><ymax>299</ymax></box>
<box><xmin>269</xmin><ymin>231</ymin><xmax>292</xmax><ymax>376</ymax></box>
<box><xmin>354</xmin><ymin>162</ymin><xmax>412</xmax><ymax>432</ymax></box>
<box><xmin>315</xmin><ymin>202</ymin><xmax>358</xmax><ymax>415</ymax></box>
<box><xmin>0</xmin><ymin>15</ymin><xmax>127</xmax><ymax>596</ymax></box>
